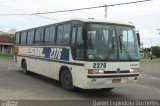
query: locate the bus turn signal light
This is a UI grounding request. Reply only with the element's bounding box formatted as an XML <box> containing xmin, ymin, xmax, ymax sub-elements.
<box><xmin>88</xmin><ymin>69</ymin><xmax>104</xmax><ymax>74</ymax></box>
<box><xmin>129</xmin><ymin>68</ymin><xmax>139</xmax><ymax>73</ymax></box>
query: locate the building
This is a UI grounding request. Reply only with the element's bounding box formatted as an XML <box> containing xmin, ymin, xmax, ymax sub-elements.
<box><xmin>0</xmin><ymin>34</ymin><xmax>14</xmax><ymax>54</ymax></box>
<box><xmin>0</xmin><ymin>29</ymin><xmax>16</xmax><ymax>55</ymax></box>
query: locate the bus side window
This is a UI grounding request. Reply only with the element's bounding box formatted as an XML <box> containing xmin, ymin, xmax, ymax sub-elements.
<box><xmin>57</xmin><ymin>25</ymin><xmax>63</xmax><ymax>44</ymax></box>
<box><xmin>21</xmin><ymin>31</ymin><xmax>27</xmax><ymax>45</ymax></box>
<box><xmin>57</xmin><ymin>24</ymin><xmax>71</xmax><ymax>44</ymax></box>
<box><xmin>49</xmin><ymin>26</ymin><xmax>55</xmax><ymax>44</ymax></box>
<box><xmin>15</xmin><ymin>33</ymin><xmax>20</xmax><ymax>44</ymax></box>
<box><xmin>35</xmin><ymin>28</ymin><xmax>43</xmax><ymax>44</ymax></box>
<box><xmin>63</xmin><ymin>24</ymin><xmax>71</xmax><ymax>44</ymax></box>
<box><xmin>27</xmin><ymin>30</ymin><xmax>31</xmax><ymax>44</ymax></box>
<box><xmin>44</xmin><ymin>27</ymin><xmax>50</xmax><ymax>43</ymax></box>
<box><xmin>44</xmin><ymin>26</ymin><xmax>55</xmax><ymax>44</ymax></box>
<box><xmin>30</xmin><ymin>29</ymin><xmax>35</xmax><ymax>44</ymax></box>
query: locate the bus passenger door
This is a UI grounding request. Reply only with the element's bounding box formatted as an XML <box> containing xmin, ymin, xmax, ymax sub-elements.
<box><xmin>71</xmin><ymin>27</ymin><xmax>77</xmax><ymax>59</ymax></box>
<box><xmin>71</xmin><ymin>26</ymin><xmax>85</xmax><ymax>87</ymax></box>
<box><xmin>71</xmin><ymin>26</ymin><xmax>83</xmax><ymax>60</ymax></box>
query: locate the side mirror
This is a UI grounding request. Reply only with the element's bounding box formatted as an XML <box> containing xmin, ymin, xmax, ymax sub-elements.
<box><xmin>136</xmin><ymin>31</ymin><xmax>140</xmax><ymax>47</ymax></box>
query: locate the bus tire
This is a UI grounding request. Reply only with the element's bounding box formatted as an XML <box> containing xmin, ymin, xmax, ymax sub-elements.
<box><xmin>22</xmin><ymin>60</ymin><xmax>29</xmax><ymax>75</ymax></box>
<box><xmin>60</xmin><ymin>69</ymin><xmax>74</xmax><ymax>91</ymax></box>
<box><xmin>101</xmin><ymin>88</ymin><xmax>114</xmax><ymax>91</ymax></box>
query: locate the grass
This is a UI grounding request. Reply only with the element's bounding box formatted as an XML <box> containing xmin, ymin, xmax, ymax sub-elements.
<box><xmin>140</xmin><ymin>58</ymin><xmax>160</xmax><ymax>64</ymax></box>
<box><xmin>0</xmin><ymin>55</ymin><xmax>14</xmax><ymax>60</ymax></box>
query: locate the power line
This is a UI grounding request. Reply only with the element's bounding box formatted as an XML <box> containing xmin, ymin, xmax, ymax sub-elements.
<box><xmin>33</xmin><ymin>14</ymin><xmax>57</xmax><ymax>21</ymax></box>
<box><xmin>32</xmin><ymin>6</ymin><xmax>103</xmax><ymax>15</ymax></box>
<box><xmin>0</xmin><ymin>13</ymin><xmax>57</xmax><ymax>20</ymax></box>
<box><xmin>108</xmin><ymin>0</ymin><xmax>153</xmax><ymax>7</ymax></box>
<box><xmin>0</xmin><ymin>0</ymin><xmax>153</xmax><ymax>16</ymax></box>
<box><xmin>32</xmin><ymin>0</ymin><xmax>153</xmax><ymax>15</ymax></box>
<box><xmin>0</xmin><ymin>4</ymin><xmax>57</xmax><ymax>20</ymax></box>
<box><xmin>0</xmin><ymin>14</ymin><xmax>29</xmax><ymax>16</ymax></box>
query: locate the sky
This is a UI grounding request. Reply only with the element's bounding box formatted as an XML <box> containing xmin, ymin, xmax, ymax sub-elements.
<box><xmin>0</xmin><ymin>0</ymin><xmax>160</xmax><ymax>47</ymax></box>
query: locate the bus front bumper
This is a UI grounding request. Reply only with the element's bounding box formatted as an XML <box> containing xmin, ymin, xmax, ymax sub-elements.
<box><xmin>84</xmin><ymin>73</ymin><xmax>139</xmax><ymax>89</ymax></box>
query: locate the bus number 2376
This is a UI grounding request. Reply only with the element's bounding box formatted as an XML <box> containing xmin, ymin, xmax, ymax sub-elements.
<box><xmin>93</xmin><ymin>63</ymin><xmax>106</xmax><ymax>68</ymax></box>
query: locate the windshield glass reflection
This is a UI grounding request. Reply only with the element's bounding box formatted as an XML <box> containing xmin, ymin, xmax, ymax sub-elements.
<box><xmin>86</xmin><ymin>24</ymin><xmax>139</xmax><ymax>61</ymax></box>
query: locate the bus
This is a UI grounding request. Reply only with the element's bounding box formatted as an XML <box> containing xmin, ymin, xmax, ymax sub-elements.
<box><xmin>13</xmin><ymin>18</ymin><xmax>140</xmax><ymax>91</ymax></box>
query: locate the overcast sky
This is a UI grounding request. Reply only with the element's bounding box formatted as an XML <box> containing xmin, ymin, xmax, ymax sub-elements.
<box><xmin>0</xmin><ymin>0</ymin><xmax>159</xmax><ymax>47</ymax></box>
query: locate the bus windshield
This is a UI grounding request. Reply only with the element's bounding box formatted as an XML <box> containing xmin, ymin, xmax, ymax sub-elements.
<box><xmin>86</xmin><ymin>24</ymin><xmax>139</xmax><ymax>61</ymax></box>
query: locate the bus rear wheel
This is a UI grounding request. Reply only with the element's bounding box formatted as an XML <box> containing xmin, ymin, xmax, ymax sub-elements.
<box><xmin>60</xmin><ymin>70</ymin><xmax>74</xmax><ymax>91</ymax></box>
<box><xmin>22</xmin><ymin>60</ymin><xmax>29</xmax><ymax>75</ymax></box>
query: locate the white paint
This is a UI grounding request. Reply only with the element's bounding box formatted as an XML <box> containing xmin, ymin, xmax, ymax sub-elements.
<box><xmin>149</xmin><ymin>77</ymin><xmax>160</xmax><ymax>80</ymax></box>
<box><xmin>19</xmin><ymin>47</ymin><xmax>45</xmax><ymax>57</ymax></box>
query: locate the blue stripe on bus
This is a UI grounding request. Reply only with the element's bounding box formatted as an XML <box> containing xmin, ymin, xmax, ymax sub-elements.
<box><xmin>43</xmin><ymin>47</ymin><xmax>69</xmax><ymax>61</ymax></box>
<box><xmin>19</xmin><ymin>47</ymin><xmax>69</xmax><ymax>61</ymax></box>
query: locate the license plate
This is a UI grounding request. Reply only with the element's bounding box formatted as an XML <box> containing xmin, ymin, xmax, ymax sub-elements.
<box><xmin>112</xmin><ymin>79</ymin><xmax>121</xmax><ymax>83</ymax></box>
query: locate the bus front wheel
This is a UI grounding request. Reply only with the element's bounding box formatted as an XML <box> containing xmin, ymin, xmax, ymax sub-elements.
<box><xmin>101</xmin><ymin>88</ymin><xmax>114</xmax><ymax>91</ymax></box>
<box><xmin>60</xmin><ymin>70</ymin><xmax>74</xmax><ymax>91</ymax></box>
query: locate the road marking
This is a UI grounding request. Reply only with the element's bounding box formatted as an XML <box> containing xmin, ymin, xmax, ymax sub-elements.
<box><xmin>149</xmin><ymin>77</ymin><xmax>160</xmax><ymax>80</ymax></box>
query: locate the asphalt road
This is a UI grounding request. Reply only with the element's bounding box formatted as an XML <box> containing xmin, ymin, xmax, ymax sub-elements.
<box><xmin>0</xmin><ymin>59</ymin><xmax>160</xmax><ymax>105</ymax></box>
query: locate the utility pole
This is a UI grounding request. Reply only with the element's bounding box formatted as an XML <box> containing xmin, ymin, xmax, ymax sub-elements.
<box><xmin>157</xmin><ymin>29</ymin><xmax>160</xmax><ymax>35</ymax></box>
<box><xmin>104</xmin><ymin>5</ymin><xmax>108</xmax><ymax>18</ymax></box>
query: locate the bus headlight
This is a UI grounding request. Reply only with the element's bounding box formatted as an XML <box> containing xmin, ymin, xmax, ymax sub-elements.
<box><xmin>88</xmin><ymin>69</ymin><xmax>104</xmax><ymax>74</ymax></box>
<box><xmin>130</xmin><ymin>68</ymin><xmax>139</xmax><ymax>73</ymax></box>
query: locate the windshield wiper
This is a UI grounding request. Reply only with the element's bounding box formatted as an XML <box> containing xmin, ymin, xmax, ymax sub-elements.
<box><xmin>112</xmin><ymin>36</ymin><xmax>115</xmax><ymax>52</ymax></box>
<box><xmin>105</xmin><ymin>37</ymin><xmax>115</xmax><ymax>60</ymax></box>
<box><xmin>119</xmin><ymin>35</ymin><xmax>132</xmax><ymax>60</ymax></box>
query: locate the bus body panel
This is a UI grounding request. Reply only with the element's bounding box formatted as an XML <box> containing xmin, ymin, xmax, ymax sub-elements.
<box><xmin>14</xmin><ymin>46</ymin><xmax>139</xmax><ymax>89</ymax></box>
<box><xmin>15</xmin><ymin>45</ymin><xmax>84</xmax><ymax>87</ymax></box>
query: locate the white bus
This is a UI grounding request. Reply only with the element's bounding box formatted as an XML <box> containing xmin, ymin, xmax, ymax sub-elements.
<box><xmin>14</xmin><ymin>18</ymin><xmax>140</xmax><ymax>91</ymax></box>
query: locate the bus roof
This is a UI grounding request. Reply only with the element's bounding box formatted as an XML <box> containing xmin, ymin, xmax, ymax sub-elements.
<box><xmin>71</xmin><ymin>18</ymin><xmax>134</xmax><ymax>26</ymax></box>
<box><xmin>17</xmin><ymin>18</ymin><xmax>134</xmax><ymax>32</ymax></box>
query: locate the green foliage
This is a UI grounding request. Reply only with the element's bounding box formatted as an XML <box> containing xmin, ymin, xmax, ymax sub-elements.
<box><xmin>152</xmin><ymin>46</ymin><xmax>160</xmax><ymax>58</ymax></box>
<box><xmin>144</xmin><ymin>48</ymin><xmax>151</xmax><ymax>52</ymax></box>
<box><xmin>0</xmin><ymin>53</ymin><xmax>13</xmax><ymax>60</ymax></box>
<box><xmin>140</xmin><ymin>59</ymin><xmax>160</xmax><ymax>64</ymax></box>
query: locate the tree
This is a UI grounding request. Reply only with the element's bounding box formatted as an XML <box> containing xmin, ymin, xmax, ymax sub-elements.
<box><xmin>152</xmin><ymin>46</ymin><xmax>160</xmax><ymax>58</ymax></box>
